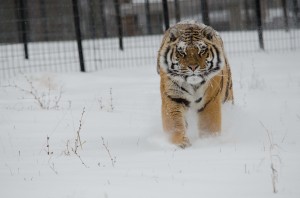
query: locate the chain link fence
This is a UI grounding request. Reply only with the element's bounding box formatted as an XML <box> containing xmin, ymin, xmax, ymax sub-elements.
<box><xmin>1</xmin><ymin>0</ymin><xmax>300</xmax><ymax>79</ymax></box>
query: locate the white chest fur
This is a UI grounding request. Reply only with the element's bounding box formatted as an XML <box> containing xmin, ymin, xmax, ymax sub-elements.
<box><xmin>168</xmin><ymin>79</ymin><xmax>208</xmax><ymax>109</ymax></box>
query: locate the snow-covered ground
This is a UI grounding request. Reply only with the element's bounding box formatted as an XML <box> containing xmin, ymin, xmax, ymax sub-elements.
<box><xmin>1</xmin><ymin>49</ymin><xmax>300</xmax><ymax>198</ymax></box>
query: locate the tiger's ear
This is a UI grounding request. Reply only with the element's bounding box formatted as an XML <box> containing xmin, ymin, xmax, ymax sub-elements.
<box><xmin>169</xmin><ymin>27</ymin><xmax>179</xmax><ymax>42</ymax></box>
<box><xmin>202</xmin><ymin>26</ymin><xmax>215</xmax><ymax>40</ymax></box>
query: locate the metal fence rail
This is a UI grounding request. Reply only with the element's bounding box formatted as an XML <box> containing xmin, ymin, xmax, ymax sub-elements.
<box><xmin>1</xmin><ymin>0</ymin><xmax>300</xmax><ymax>79</ymax></box>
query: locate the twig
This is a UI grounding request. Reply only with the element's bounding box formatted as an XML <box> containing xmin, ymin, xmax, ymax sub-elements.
<box><xmin>64</xmin><ymin>140</ymin><xmax>71</xmax><ymax>156</ymax></box>
<box><xmin>109</xmin><ymin>88</ymin><xmax>114</xmax><ymax>112</ymax></box>
<box><xmin>97</xmin><ymin>88</ymin><xmax>115</xmax><ymax>112</ymax></box>
<box><xmin>74</xmin><ymin>107</ymin><xmax>86</xmax><ymax>154</ymax></box>
<box><xmin>74</xmin><ymin>152</ymin><xmax>89</xmax><ymax>168</ymax></box>
<box><xmin>4</xmin><ymin>75</ymin><xmax>63</xmax><ymax>110</ymax></box>
<box><xmin>49</xmin><ymin>162</ymin><xmax>58</xmax><ymax>175</ymax></box>
<box><xmin>53</xmin><ymin>85</ymin><xmax>63</xmax><ymax>110</ymax></box>
<box><xmin>69</xmin><ymin>107</ymin><xmax>88</xmax><ymax>168</ymax></box>
<box><xmin>101</xmin><ymin>137</ymin><xmax>116</xmax><ymax>167</ymax></box>
<box><xmin>46</xmin><ymin>136</ymin><xmax>53</xmax><ymax>156</ymax></box>
<box><xmin>260</xmin><ymin>121</ymin><xmax>280</xmax><ymax>194</ymax></box>
<box><xmin>5</xmin><ymin>163</ymin><xmax>14</xmax><ymax>176</ymax></box>
<box><xmin>98</xmin><ymin>97</ymin><xmax>104</xmax><ymax>110</ymax></box>
<box><xmin>16</xmin><ymin>76</ymin><xmax>46</xmax><ymax>109</ymax></box>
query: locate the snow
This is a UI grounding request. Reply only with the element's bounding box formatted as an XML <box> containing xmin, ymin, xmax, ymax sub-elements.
<box><xmin>1</xmin><ymin>47</ymin><xmax>300</xmax><ymax>197</ymax></box>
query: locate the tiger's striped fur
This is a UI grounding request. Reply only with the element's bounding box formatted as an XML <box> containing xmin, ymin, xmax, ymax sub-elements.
<box><xmin>157</xmin><ymin>21</ymin><xmax>233</xmax><ymax>148</ymax></box>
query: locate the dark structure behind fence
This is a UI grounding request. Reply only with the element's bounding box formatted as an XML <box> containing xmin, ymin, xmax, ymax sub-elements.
<box><xmin>71</xmin><ymin>0</ymin><xmax>85</xmax><ymax>72</ymax></box>
<box><xmin>1</xmin><ymin>0</ymin><xmax>300</xmax><ymax>79</ymax></box>
<box><xmin>162</xmin><ymin>0</ymin><xmax>170</xmax><ymax>30</ymax></box>
<box><xmin>255</xmin><ymin>0</ymin><xmax>264</xmax><ymax>50</ymax></box>
<box><xmin>18</xmin><ymin>0</ymin><xmax>29</xmax><ymax>59</ymax></box>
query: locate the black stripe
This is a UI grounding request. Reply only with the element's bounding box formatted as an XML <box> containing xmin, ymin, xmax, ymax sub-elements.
<box><xmin>171</xmin><ymin>63</ymin><xmax>175</xmax><ymax>70</ymax></box>
<box><xmin>192</xmin><ymin>84</ymin><xmax>200</xmax><ymax>91</ymax></box>
<box><xmin>220</xmin><ymin>71</ymin><xmax>224</xmax><ymax>91</ymax></box>
<box><xmin>197</xmin><ymin>94</ymin><xmax>215</xmax><ymax>112</ymax></box>
<box><xmin>208</xmin><ymin>48</ymin><xmax>214</xmax><ymax>70</ymax></box>
<box><xmin>195</xmin><ymin>97</ymin><xmax>202</xmax><ymax>103</ymax></box>
<box><xmin>223</xmin><ymin>66</ymin><xmax>233</xmax><ymax>103</ymax></box>
<box><xmin>215</xmin><ymin>45</ymin><xmax>221</xmax><ymax>67</ymax></box>
<box><xmin>197</xmin><ymin>106</ymin><xmax>205</xmax><ymax>112</ymax></box>
<box><xmin>164</xmin><ymin>46</ymin><xmax>170</xmax><ymax>66</ymax></box>
<box><xmin>198</xmin><ymin>72</ymin><xmax>224</xmax><ymax>112</ymax></box>
<box><xmin>171</xmin><ymin>63</ymin><xmax>179</xmax><ymax>71</ymax></box>
<box><xmin>204</xmin><ymin>46</ymin><xmax>221</xmax><ymax>76</ymax></box>
<box><xmin>209</xmin><ymin>66</ymin><xmax>220</xmax><ymax>73</ymax></box>
<box><xmin>223</xmin><ymin>78</ymin><xmax>230</xmax><ymax>103</ymax></box>
<box><xmin>167</xmin><ymin>95</ymin><xmax>190</xmax><ymax>107</ymax></box>
<box><xmin>207</xmin><ymin>61</ymin><xmax>213</xmax><ymax>71</ymax></box>
<box><xmin>172</xmin><ymin>80</ymin><xmax>191</xmax><ymax>95</ymax></box>
<box><xmin>212</xmin><ymin>44</ymin><xmax>221</xmax><ymax>68</ymax></box>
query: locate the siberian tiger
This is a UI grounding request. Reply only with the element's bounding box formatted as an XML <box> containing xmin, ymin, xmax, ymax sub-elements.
<box><xmin>157</xmin><ymin>21</ymin><xmax>233</xmax><ymax>148</ymax></box>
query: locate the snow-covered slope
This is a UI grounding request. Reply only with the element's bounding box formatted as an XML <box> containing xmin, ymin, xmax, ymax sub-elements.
<box><xmin>1</xmin><ymin>50</ymin><xmax>300</xmax><ymax>198</ymax></box>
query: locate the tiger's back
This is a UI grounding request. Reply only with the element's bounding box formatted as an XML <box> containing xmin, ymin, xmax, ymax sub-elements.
<box><xmin>157</xmin><ymin>21</ymin><xmax>233</xmax><ymax>148</ymax></box>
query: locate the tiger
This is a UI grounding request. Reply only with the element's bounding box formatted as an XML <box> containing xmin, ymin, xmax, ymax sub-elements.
<box><xmin>157</xmin><ymin>21</ymin><xmax>233</xmax><ymax>148</ymax></box>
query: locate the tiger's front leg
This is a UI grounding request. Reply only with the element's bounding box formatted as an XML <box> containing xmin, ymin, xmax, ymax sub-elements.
<box><xmin>198</xmin><ymin>97</ymin><xmax>222</xmax><ymax>137</ymax></box>
<box><xmin>161</xmin><ymin>96</ymin><xmax>190</xmax><ymax>148</ymax></box>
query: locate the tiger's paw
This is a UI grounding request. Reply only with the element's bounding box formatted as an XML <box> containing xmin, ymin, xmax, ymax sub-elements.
<box><xmin>171</xmin><ymin>134</ymin><xmax>191</xmax><ymax>149</ymax></box>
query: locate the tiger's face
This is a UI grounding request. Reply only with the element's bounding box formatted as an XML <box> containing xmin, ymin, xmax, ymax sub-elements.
<box><xmin>159</xmin><ymin>26</ymin><xmax>225</xmax><ymax>85</ymax></box>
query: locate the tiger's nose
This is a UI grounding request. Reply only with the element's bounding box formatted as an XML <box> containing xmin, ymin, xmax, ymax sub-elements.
<box><xmin>188</xmin><ymin>65</ymin><xmax>199</xmax><ymax>71</ymax></box>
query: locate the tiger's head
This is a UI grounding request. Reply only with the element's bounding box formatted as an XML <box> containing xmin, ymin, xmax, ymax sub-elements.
<box><xmin>158</xmin><ymin>22</ymin><xmax>225</xmax><ymax>85</ymax></box>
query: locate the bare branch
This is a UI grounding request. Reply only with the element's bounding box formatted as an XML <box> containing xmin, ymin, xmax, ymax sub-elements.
<box><xmin>101</xmin><ymin>137</ymin><xmax>116</xmax><ymax>167</ymax></box>
<box><xmin>259</xmin><ymin>121</ymin><xmax>280</xmax><ymax>194</ymax></box>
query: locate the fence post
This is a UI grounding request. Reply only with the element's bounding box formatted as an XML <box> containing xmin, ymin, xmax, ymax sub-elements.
<box><xmin>255</xmin><ymin>0</ymin><xmax>264</xmax><ymax>50</ymax></box>
<box><xmin>145</xmin><ymin>0</ymin><xmax>152</xmax><ymax>34</ymax></box>
<box><xmin>72</xmin><ymin>0</ymin><xmax>85</xmax><ymax>72</ymax></box>
<box><xmin>113</xmin><ymin>0</ymin><xmax>123</xmax><ymax>51</ymax></box>
<box><xmin>18</xmin><ymin>0</ymin><xmax>29</xmax><ymax>59</ymax></box>
<box><xmin>162</xmin><ymin>0</ymin><xmax>169</xmax><ymax>31</ymax></box>
<box><xmin>201</xmin><ymin>0</ymin><xmax>210</xmax><ymax>26</ymax></box>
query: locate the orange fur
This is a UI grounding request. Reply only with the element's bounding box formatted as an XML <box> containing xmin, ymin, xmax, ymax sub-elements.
<box><xmin>157</xmin><ymin>21</ymin><xmax>233</xmax><ymax>148</ymax></box>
